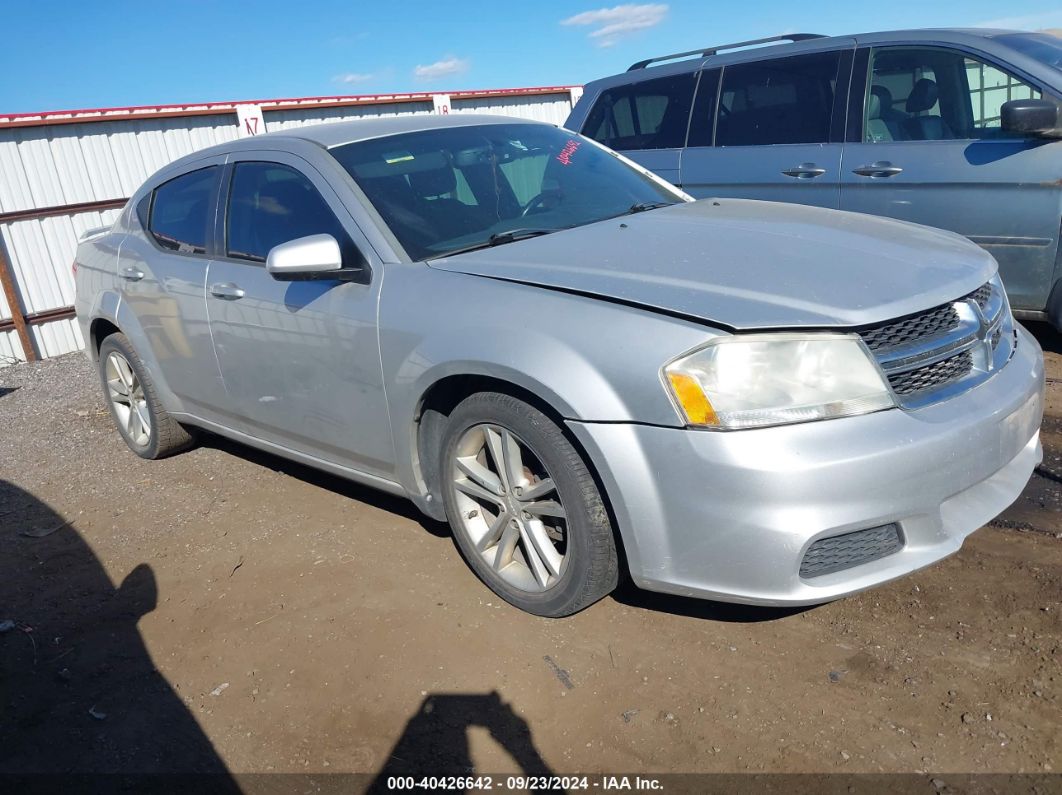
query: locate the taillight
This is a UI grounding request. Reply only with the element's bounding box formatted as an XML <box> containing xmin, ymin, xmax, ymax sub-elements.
<box><xmin>71</xmin><ymin>260</ymin><xmax>78</xmax><ymax>278</ymax></box>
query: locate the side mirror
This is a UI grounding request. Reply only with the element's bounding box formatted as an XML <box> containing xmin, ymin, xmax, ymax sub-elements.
<box><xmin>266</xmin><ymin>234</ymin><xmax>349</xmax><ymax>281</ymax></box>
<box><xmin>1001</xmin><ymin>98</ymin><xmax>1061</xmax><ymax>138</ymax></box>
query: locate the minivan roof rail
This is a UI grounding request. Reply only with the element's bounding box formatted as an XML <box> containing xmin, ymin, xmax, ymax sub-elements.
<box><xmin>627</xmin><ymin>33</ymin><xmax>827</xmax><ymax>71</ymax></box>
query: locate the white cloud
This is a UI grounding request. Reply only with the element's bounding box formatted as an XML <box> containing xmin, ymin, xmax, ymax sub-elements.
<box><xmin>413</xmin><ymin>56</ymin><xmax>470</xmax><ymax>81</ymax></box>
<box><xmin>332</xmin><ymin>72</ymin><xmax>375</xmax><ymax>85</ymax></box>
<box><xmin>973</xmin><ymin>10</ymin><xmax>1062</xmax><ymax>30</ymax></box>
<box><xmin>561</xmin><ymin>3</ymin><xmax>668</xmax><ymax>48</ymax></box>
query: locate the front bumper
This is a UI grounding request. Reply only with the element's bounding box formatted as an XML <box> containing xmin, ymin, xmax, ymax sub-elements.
<box><xmin>568</xmin><ymin>324</ymin><xmax>1044</xmax><ymax>606</ymax></box>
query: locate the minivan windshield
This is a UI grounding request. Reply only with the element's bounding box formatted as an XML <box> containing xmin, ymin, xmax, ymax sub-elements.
<box><xmin>996</xmin><ymin>32</ymin><xmax>1062</xmax><ymax>72</ymax></box>
<box><xmin>329</xmin><ymin>123</ymin><xmax>683</xmax><ymax>260</ymax></box>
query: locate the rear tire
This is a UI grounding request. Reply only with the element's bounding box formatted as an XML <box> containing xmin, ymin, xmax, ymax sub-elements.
<box><xmin>98</xmin><ymin>332</ymin><xmax>196</xmax><ymax>460</ymax></box>
<box><xmin>440</xmin><ymin>392</ymin><xmax>618</xmax><ymax>617</ymax></box>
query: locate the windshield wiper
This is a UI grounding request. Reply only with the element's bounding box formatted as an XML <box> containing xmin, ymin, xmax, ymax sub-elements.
<box><xmin>487</xmin><ymin>228</ymin><xmax>556</xmax><ymax>245</ymax></box>
<box><xmin>626</xmin><ymin>201</ymin><xmax>675</xmax><ymax>214</ymax></box>
<box><xmin>427</xmin><ymin>228</ymin><xmax>557</xmax><ymax>259</ymax></box>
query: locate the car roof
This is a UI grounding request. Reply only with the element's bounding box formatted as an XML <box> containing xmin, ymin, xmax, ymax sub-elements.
<box><xmin>582</xmin><ymin>27</ymin><xmax>1036</xmax><ymax>88</ymax></box>
<box><xmin>142</xmin><ymin>114</ymin><xmax>557</xmax><ymax>195</ymax></box>
<box><xmin>274</xmin><ymin>112</ymin><xmax>552</xmax><ymax>147</ymax></box>
<box><xmin>156</xmin><ymin>113</ymin><xmax>553</xmax><ymax>179</ymax></box>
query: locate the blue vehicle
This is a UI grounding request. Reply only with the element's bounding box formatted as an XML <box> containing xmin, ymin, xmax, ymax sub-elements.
<box><xmin>566</xmin><ymin>30</ymin><xmax>1062</xmax><ymax>326</ymax></box>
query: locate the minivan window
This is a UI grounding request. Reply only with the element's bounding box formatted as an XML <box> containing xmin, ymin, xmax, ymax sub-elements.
<box><xmin>225</xmin><ymin>162</ymin><xmax>353</xmax><ymax>263</ymax></box>
<box><xmin>582</xmin><ymin>73</ymin><xmax>696</xmax><ymax>150</ymax></box>
<box><xmin>686</xmin><ymin>69</ymin><xmax>721</xmax><ymax>147</ymax></box>
<box><xmin>148</xmin><ymin>167</ymin><xmax>217</xmax><ymax>254</ymax></box>
<box><xmin>865</xmin><ymin>47</ymin><xmax>1042</xmax><ymax>142</ymax></box>
<box><xmin>715</xmin><ymin>51</ymin><xmax>841</xmax><ymax>146</ymax></box>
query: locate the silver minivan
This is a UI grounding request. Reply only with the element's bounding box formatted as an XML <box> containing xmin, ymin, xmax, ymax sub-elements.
<box><xmin>566</xmin><ymin>29</ymin><xmax>1062</xmax><ymax>326</ymax></box>
<box><xmin>74</xmin><ymin>115</ymin><xmax>1044</xmax><ymax>616</ymax></box>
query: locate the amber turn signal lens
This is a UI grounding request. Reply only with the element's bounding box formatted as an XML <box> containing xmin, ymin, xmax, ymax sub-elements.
<box><xmin>666</xmin><ymin>372</ymin><xmax>718</xmax><ymax>426</ymax></box>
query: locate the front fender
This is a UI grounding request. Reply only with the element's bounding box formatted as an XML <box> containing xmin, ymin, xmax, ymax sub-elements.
<box><xmin>379</xmin><ymin>264</ymin><xmax>719</xmax><ymax>497</ymax></box>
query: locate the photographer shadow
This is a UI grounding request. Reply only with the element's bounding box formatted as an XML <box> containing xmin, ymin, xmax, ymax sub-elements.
<box><xmin>0</xmin><ymin>480</ymin><xmax>237</xmax><ymax>789</ymax></box>
<box><xmin>369</xmin><ymin>692</ymin><xmax>554</xmax><ymax>792</ymax></box>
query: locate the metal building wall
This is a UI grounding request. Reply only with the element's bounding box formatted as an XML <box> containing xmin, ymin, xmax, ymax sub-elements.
<box><xmin>0</xmin><ymin>87</ymin><xmax>579</xmax><ymax>366</ymax></box>
<box><xmin>264</xmin><ymin>100</ymin><xmax>433</xmax><ymax>132</ymax></box>
<box><xmin>451</xmin><ymin>93</ymin><xmax>575</xmax><ymax>125</ymax></box>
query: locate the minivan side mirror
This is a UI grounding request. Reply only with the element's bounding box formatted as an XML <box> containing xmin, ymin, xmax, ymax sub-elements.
<box><xmin>1001</xmin><ymin>98</ymin><xmax>1061</xmax><ymax>138</ymax></box>
<box><xmin>266</xmin><ymin>234</ymin><xmax>354</xmax><ymax>281</ymax></box>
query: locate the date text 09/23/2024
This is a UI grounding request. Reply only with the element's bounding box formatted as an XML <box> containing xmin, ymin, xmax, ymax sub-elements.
<box><xmin>384</xmin><ymin>775</ymin><xmax>663</xmax><ymax>790</ymax></box>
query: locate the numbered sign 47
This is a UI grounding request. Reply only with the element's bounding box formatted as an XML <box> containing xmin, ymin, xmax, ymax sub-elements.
<box><xmin>236</xmin><ymin>104</ymin><xmax>265</xmax><ymax>137</ymax></box>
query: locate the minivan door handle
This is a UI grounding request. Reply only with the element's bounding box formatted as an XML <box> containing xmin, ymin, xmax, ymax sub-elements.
<box><xmin>209</xmin><ymin>282</ymin><xmax>245</xmax><ymax>300</ymax></box>
<box><xmin>120</xmin><ymin>266</ymin><xmax>144</xmax><ymax>281</ymax></box>
<box><xmin>852</xmin><ymin>162</ymin><xmax>904</xmax><ymax>178</ymax></box>
<box><xmin>781</xmin><ymin>163</ymin><xmax>827</xmax><ymax>179</ymax></box>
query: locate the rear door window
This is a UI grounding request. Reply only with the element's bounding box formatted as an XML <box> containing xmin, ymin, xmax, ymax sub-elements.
<box><xmin>582</xmin><ymin>72</ymin><xmax>697</xmax><ymax>150</ymax></box>
<box><xmin>715</xmin><ymin>51</ymin><xmax>841</xmax><ymax>146</ymax></box>
<box><xmin>148</xmin><ymin>167</ymin><xmax>217</xmax><ymax>254</ymax></box>
<box><xmin>225</xmin><ymin>161</ymin><xmax>354</xmax><ymax>264</ymax></box>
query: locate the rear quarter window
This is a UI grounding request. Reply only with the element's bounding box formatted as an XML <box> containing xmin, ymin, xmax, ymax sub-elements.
<box><xmin>582</xmin><ymin>72</ymin><xmax>697</xmax><ymax>151</ymax></box>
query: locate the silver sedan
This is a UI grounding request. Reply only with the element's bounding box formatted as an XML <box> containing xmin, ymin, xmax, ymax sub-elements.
<box><xmin>74</xmin><ymin>115</ymin><xmax>1043</xmax><ymax>616</ymax></box>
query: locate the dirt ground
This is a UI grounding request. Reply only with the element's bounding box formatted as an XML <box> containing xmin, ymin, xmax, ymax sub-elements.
<box><xmin>1</xmin><ymin>323</ymin><xmax>1060</xmax><ymax>784</ymax></box>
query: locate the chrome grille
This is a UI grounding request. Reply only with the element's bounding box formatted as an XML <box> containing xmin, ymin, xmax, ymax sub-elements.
<box><xmin>856</xmin><ymin>278</ymin><xmax>1013</xmax><ymax>409</ymax></box>
<box><xmin>859</xmin><ymin>304</ymin><xmax>959</xmax><ymax>352</ymax></box>
<box><xmin>888</xmin><ymin>351</ymin><xmax>973</xmax><ymax>395</ymax></box>
<box><xmin>966</xmin><ymin>284</ymin><xmax>992</xmax><ymax>312</ymax></box>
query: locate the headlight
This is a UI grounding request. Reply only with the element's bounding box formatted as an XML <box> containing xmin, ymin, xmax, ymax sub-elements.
<box><xmin>663</xmin><ymin>334</ymin><xmax>895</xmax><ymax>429</ymax></box>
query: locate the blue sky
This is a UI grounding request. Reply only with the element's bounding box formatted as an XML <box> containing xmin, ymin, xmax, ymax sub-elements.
<box><xmin>2</xmin><ymin>1</ymin><xmax>1061</xmax><ymax>114</ymax></box>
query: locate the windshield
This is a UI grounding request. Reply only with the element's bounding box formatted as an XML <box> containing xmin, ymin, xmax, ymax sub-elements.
<box><xmin>329</xmin><ymin>123</ymin><xmax>683</xmax><ymax>260</ymax></box>
<box><xmin>996</xmin><ymin>32</ymin><xmax>1062</xmax><ymax>72</ymax></box>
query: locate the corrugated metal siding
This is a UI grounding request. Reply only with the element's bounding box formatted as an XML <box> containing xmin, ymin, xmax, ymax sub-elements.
<box><xmin>0</xmin><ymin>89</ymin><xmax>576</xmax><ymax>367</ymax></box>
<box><xmin>0</xmin><ymin>278</ymin><xmax>16</xmax><ymax>364</ymax></box>
<box><xmin>0</xmin><ymin>330</ymin><xmax>23</xmax><ymax>365</ymax></box>
<box><xmin>265</xmin><ymin>101</ymin><xmax>433</xmax><ymax>132</ymax></box>
<box><xmin>32</xmin><ymin>317</ymin><xmax>84</xmax><ymax>360</ymax></box>
<box><xmin>451</xmin><ymin>94</ymin><xmax>574</xmax><ymax>126</ymax></box>
<box><xmin>1</xmin><ymin>207</ymin><xmax>123</xmax><ymax>314</ymax></box>
<box><xmin>0</xmin><ymin>115</ymin><xmax>240</xmax><ymax>213</ymax></box>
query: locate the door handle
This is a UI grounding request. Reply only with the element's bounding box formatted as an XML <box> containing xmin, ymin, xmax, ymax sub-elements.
<box><xmin>781</xmin><ymin>163</ymin><xmax>827</xmax><ymax>179</ymax></box>
<box><xmin>852</xmin><ymin>161</ymin><xmax>904</xmax><ymax>178</ymax></box>
<box><xmin>120</xmin><ymin>266</ymin><xmax>144</xmax><ymax>281</ymax></box>
<box><xmin>209</xmin><ymin>282</ymin><xmax>245</xmax><ymax>300</ymax></box>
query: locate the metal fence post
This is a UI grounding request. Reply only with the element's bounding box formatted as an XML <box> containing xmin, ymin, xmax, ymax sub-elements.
<box><xmin>0</xmin><ymin>241</ymin><xmax>35</xmax><ymax>362</ymax></box>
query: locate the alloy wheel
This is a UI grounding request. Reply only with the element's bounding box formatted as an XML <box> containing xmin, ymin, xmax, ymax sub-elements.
<box><xmin>105</xmin><ymin>351</ymin><xmax>151</xmax><ymax>448</ymax></box>
<box><xmin>451</xmin><ymin>423</ymin><xmax>569</xmax><ymax>592</ymax></box>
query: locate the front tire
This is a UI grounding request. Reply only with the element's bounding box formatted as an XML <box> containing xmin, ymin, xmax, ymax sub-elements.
<box><xmin>440</xmin><ymin>392</ymin><xmax>618</xmax><ymax>617</ymax></box>
<box><xmin>98</xmin><ymin>332</ymin><xmax>196</xmax><ymax>460</ymax></box>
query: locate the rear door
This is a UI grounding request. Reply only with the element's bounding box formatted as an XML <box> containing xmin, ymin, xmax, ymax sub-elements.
<box><xmin>680</xmin><ymin>46</ymin><xmax>853</xmax><ymax>208</ymax></box>
<box><xmin>579</xmin><ymin>71</ymin><xmax>697</xmax><ymax>185</ymax></box>
<box><xmin>840</xmin><ymin>45</ymin><xmax>1062</xmax><ymax>312</ymax></box>
<box><xmin>118</xmin><ymin>160</ymin><xmax>227</xmax><ymax>415</ymax></box>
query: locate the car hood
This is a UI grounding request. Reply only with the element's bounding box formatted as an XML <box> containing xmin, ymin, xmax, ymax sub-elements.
<box><xmin>425</xmin><ymin>198</ymin><xmax>996</xmax><ymax>330</ymax></box>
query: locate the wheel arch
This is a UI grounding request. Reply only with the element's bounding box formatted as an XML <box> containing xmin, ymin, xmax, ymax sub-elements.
<box><xmin>89</xmin><ymin>317</ymin><xmax>122</xmax><ymax>357</ymax></box>
<box><xmin>85</xmin><ymin>300</ymin><xmax>182</xmax><ymax>414</ymax></box>
<box><xmin>410</xmin><ymin>371</ymin><xmax>632</xmax><ymax>583</ymax></box>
